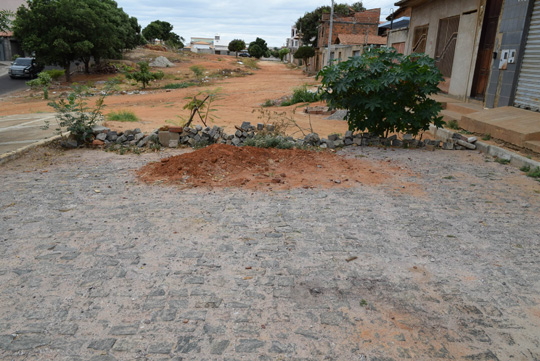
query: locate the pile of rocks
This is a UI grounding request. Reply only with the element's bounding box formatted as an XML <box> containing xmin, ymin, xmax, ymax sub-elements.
<box><xmin>82</xmin><ymin>122</ymin><xmax>479</xmax><ymax>152</ymax></box>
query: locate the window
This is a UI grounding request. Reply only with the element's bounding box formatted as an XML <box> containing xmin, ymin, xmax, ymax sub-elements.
<box><xmin>435</xmin><ymin>16</ymin><xmax>460</xmax><ymax>77</ymax></box>
<box><xmin>353</xmin><ymin>50</ymin><xmax>361</xmax><ymax>57</ymax></box>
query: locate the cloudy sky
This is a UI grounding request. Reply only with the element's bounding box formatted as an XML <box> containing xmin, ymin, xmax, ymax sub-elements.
<box><xmin>115</xmin><ymin>0</ymin><xmax>398</xmax><ymax>47</ymax></box>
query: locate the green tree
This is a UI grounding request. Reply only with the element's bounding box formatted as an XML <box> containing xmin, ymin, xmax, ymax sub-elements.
<box><xmin>295</xmin><ymin>2</ymin><xmax>365</xmax><ymax>47</ymax></box>
<box><xmin>278</xmin><ymin>48</ymin><xmax>290</xmax><ymax>61</ymax></box>
<box><xmin>294</xmin><ymin>46</ymin><xmax>315</xmax><ymax>70</ymax></box>
<box><xmin>318</xmin><ymin>47</ymin><xmax>444</xmax><ymax>138</ymax></box>
<box><xmin>13</xmin><ymin>0</ymin><xmax>142</xmax><ymax>81</ymax></box>
<box><xmin>0</xmin><ymin>9</ymin><xmax>14</xmax><ymax>33</ymax></box>
<box><xmin>248</xmin><ymin>38</ymin><xmax>269</xmax><ymax>59</ymax></box>
<box><xmin>126</xmin><ymin>61</ymin><xmax>164</xmax><ymax>89</ymax></box>
<box><xmin>142</xmin><ymin>20</ymin><xmax>181</xmax><ymax>44</ymax></box>
<box><xmin>228</xmin><ymin>39</ymin><xmax>246</xmax><ymax>57</ymax></box>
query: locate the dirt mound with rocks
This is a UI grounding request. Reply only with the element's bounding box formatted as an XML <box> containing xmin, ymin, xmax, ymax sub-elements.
<box><xmin>137</xmin><ymin>144</ymin><xmax>406</xmax><ymax>191</ymax></box>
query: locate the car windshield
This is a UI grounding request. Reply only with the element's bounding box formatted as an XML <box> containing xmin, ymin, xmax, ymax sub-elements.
<box><xmin>14</xmin><ymin>58</ymin><xmax>32</xmax><ymax>66</ymax></box>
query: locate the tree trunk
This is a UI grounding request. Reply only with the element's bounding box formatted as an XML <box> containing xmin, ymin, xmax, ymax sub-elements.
<box><xmin>64</xmin><ymin>63</ymin><xmax>71</xmax><ymax>82</ymax></box>
<box><xmin>84</xmin><ymin>59</ymin><xmax>90</xmax><ymax>74</ymax></box>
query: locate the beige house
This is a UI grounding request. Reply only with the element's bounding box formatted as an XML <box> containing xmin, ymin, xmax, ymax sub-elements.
<box><xmin>1</xmin><ymin>0</ymin><xmax>25</xmax><ymax>61</ymax></box>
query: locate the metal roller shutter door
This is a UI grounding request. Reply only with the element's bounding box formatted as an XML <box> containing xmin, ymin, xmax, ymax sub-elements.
<box><xmin>515</xmin><ymin>1</ymin><xmax>540</xmax><ymax>111</ymax></box>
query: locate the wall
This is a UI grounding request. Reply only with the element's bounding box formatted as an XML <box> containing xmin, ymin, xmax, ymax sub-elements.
<box><xmin>318</xmin><ymin>9</ymin><xmax>381</xmax><ymax>48</ymax></box>
<box><xmin>485</xmin><ymin>0</ymin><xmax>534</xmax><ymax>108</ymax></box>
<box><xmin>387</xmin><ymin>27</ymin><xmax>409</xmax><ymax>52</ymax></box>
<box><xmin>405</xmin><ymin>0</ymin><xmax>481</xmax><ymax>99</ymax></box>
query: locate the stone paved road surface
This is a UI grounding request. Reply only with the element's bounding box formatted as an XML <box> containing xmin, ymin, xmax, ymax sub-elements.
<box><xmin>0</xmin><ymin>146</ymin><xmax>539</xmax><ymax>361</ymax></box>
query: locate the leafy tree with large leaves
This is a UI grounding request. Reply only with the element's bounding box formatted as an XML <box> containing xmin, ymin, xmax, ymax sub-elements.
<box><xmin>248</xmin><ymin>37</ymin><xmax>269</xmax><ymax>59</ymax></box>
<box><xmin>295</xmin><ymin>2</ymin><xmax>365</xmax><ymax>47</ymax></box>
<box><xmin>228</xmin><ymin>39</ymin><xmax>246</xmax><ymax>57</ymax></box>
<box><xmin>318</xmin><ymin>47</ymin><xmax>444</xmax><ymax>138</ymax></box>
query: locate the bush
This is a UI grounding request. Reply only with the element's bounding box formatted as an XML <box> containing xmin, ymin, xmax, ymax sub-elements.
<box><xmin>527</xmin><ymin>166</ymin><xmax>540</xmax><ymax>179</ymax></box>
<box><xmin>46</xmin><ymin>83</ymin><xmax>113</xmax><ymax>144</ymax></box>
<box><xmin>107</xmin><ymin>110</ymin><xmax>139</xmax><ymax>122</ymax></box>
<box><xmin>318</xmin><ymin>47</ymin><xmax>444</xmax><ymax>137</ymax></box>
<box><xmin>163</xmin><ymin>82</ymin><xmax>194</xmax><ymax>89</ymax></box>
<box><xmin>243</xmin><ymin>134</ymin><xmax>295</xmax><ymax>149</ymax></box>
<box><xmin>44</xmin><ymin>69</ymin><xmax>65</xmax><ymax>81</ymax></box>
<box><xmin>126</xmin><ymin>61</ymin><xmax>164</xmax><ymax>89</ymax></box>
<box><xmin>294</xmin><ymin>46</ymin><xmax>315</xmax><ymax>70</ymax></box>
<box><xmin>26</xmin><ymin>72</ymin><xmax>52</xmax><ymax>99</ymax></box>
<box><xmin>281</xmin><ymin>84</ymin><xmax>320</xmax><ymax>106</ymax></box>
<box><xmin>240</xmin><ymin>58</ymin><xmax>259</xmax><ymax>70</ymax></box>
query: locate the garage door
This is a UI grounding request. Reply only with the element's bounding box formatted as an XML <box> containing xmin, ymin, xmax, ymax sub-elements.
<box><xmin>515</xmin><ymin>1</ymin><xmax>540</xmax><ymax>111</ymax></box>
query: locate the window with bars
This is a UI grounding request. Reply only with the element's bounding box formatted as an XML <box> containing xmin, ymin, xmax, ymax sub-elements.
<box><xmin>412</xmin><ymin>25</ymin><xmax>428</xmax><ymax>53</ymax></box>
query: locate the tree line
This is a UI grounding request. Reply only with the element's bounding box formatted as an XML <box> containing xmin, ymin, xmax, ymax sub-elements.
<box><xmin>12</xmin><ymin>0</ymin><xmax>182</xmax><ymax>82</ymax></box>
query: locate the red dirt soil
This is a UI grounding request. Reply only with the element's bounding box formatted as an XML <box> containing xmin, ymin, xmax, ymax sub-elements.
<box><xmin>137</xmin><ymin>144</ymin><xmax>419</xmax><ymax>192</ymax></box>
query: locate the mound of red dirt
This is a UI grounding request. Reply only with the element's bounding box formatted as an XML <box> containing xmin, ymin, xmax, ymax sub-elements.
<box><xmin>137</xmin><ymin>144</ymin><xmax>408</xmax><ymax>191</ymax></box>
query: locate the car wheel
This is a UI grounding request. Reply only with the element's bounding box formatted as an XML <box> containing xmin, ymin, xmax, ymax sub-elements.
<box><xmin>9</xmin><ymin>76</ymin><xmax>15</xmax><ymax>79</ymax></box>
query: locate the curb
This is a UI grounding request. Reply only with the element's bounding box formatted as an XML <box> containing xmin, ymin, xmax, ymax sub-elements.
<box><xmin>429</xmin><ymin>125</ymin><xmax>540</xmax><ymax>170</ymax></box>
<box><xmin>0</xmin><ymin>134</ymin><xmax>65</xmax><ymax>166</ymax></box>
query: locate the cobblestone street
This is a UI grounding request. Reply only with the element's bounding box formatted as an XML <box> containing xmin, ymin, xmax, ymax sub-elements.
<box><xmin>0</xmin><ymin>146</ymin><xmax>539</xmax><ymax>360</ymax></box>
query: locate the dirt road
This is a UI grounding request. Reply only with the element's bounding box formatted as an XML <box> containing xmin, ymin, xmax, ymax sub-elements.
<box><xmin>0</xmin><ymin>53</ymin><xmax>349</xmax><ymax>137</ymax></box>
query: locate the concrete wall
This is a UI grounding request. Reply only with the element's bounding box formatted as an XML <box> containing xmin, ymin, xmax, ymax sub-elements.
<box><xmin>2</xmin><ymin>0</ymin><xmax>26</xmax><ymax>12</ymax></box>
<box><xmin>405</xmin><ymin>0</ymin><xmax>482</xmax><ymax>99</ymax></box>
<box><xmin>387</xmin><ymin>28</ymin><xmax>408</xmax><ymax>51</ymax></box>
<box><xmin>485</xmin><ymin>0</ymin><xmax>534</xmax><ymax>108</ymax></box>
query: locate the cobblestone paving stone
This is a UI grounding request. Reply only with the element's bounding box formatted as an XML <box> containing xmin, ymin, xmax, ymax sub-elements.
<box><xmin>0</xmin><ymin>146</ymin><xmax>539</xmax><ymax>361</ymax></box>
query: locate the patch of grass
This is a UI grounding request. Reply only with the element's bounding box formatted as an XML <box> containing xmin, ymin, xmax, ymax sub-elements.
<box><xmin>442</xmin><ymin>175</ymin><xmax>454</xmax><ymax>180</ymax></box>
<box><xmin>359</xmin><ymin>299</ymin><xmax>368</xmax><ymax>307</ymax></box>
<box><xmin>520</xmin><ymin>165</ymin><xmax>531</xmax><ymax>172</ymax></box>
<box><xmin>527</xmin><ymin>166</ymin><xmax>540</xmax><ymax>179</ymax></box>
<box><xmin>281</xmin><ymin>84</ymin><xmax>320</xmax><ymax>106</ymax></box>
<box><xmin>446</xmin><ymin>120</ymin><xmax>459</xmax><ymax>130</ymax></box>
<box><xmin>495</xmin><ymin>157</ymin><xmax>510</xmax><ymax>165</ymax></box>
<box><xmin>241</xmin><ymin>58</ymin><xmax>259</xmax><ymax>70</ymax></box>
<box><xmin>107</xmin><ymin>110</ymin><xmax>139</xmax><ymax>122</ymax></box>
<box><xmin>190</xmin><ymin>65</ymin><xmax>205</xmax><ymax>80</ymax></box>
<box><xmin>243</xmin><ymin>134</ymin><xmax>295</xmax><ymax>149</ymax></box>
<box><xmin>482</xmin><ymin>133</ymin><xmax>491</xmax><ymax>141</ymax></box>
<box><xmin>163</xmin><ymin>82</ymin><xmax>195</xmax><ymax>89</ymax></box>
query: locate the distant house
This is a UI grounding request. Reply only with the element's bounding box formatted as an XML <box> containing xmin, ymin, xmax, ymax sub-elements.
<box><xmin>315</xmin><ymin>8</ymin><xmax>382</xmax><ymax>72</ymax></box>
<box><xmin>396</xmin><ymin>0</ymin><xmax>539</xmax><ymax>111</ymax></box>
<box><xmin>189</xmin><ymin>37</ymin><xmax>214</xmax><ymax>54</ymax></box>
<box><xmin>285</xmin><ymin>26</ymin><xmax>301</xmax><ymax>64</ymax></box>
<box><xmin>378</xmin><ymin>6</ymin><xmax>411</xmax><ymax>54</ymax></box>
<box><xmin>1</xmin><ymin>0</ymin><xmax>26</xmax><ymax>61</ymax></box>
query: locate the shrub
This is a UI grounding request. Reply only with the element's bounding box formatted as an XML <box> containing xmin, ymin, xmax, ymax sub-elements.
<box><xmin>163</xmin><ymin>82</ymin><xmax>194</xmax><ymax>89</ymax></box>
<box><xmin>126</xmin><ymin>61</ymin><xmax>164</xmax><ymax>89</ymax></box>
<box><xmin>318</xmin><ymin>47</ymin><xmax>444</xmax><ymax>137</ymax></box>
<box><xmin>107</xmin><ymin>110</ymin><xmax>139</xmax><ymax>122</ymax></box>
<box><xmin>278</xmin><ymin>48</ymin><xmax>290</xmax><ymax>61</ymax></box>
<box><xmin>281</xmin><ymin>84</ymin><xmax>320</xmax><ymax>106</ymax></box>
<box><xmin>26</xmin><ymin>72</ymin><xmax>52</xmax><ymax>99</ymax></box>
<box><xmin>46</xmin><ymin>82</ymin><xmax>113</xmax><ymax>144</ymax></box>
<box><xmin>527</xmin><ymin>166</ymin><xmax>540</xmax><ymax>179</ymax></box>
<box><xmin>44</xmin><ymin>69</ymin><xmax>65</xmax><ymax>81</ymax></box>
<box><xmin>447</xmin><ymin>120</ymin><xmax>459</xmax><ymax>130</ymax></box>
<box><xmin>241</xmin><ymin>58</ymin><xmax>259</xmax><ymax>70</ymax></box>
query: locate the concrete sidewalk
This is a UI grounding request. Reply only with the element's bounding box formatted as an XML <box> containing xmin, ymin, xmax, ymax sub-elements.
<box><xmin>434</xmin><ymin>94</ymin><xmax>540</xmax><ymax>154</ymax></box>
<box><xmin>0</xmin><ymin>61</ymin><xmax>10</xmax><ymax>77</ymax></box>
<box><xmin>0</xmin><ymin>113</ymin><xmax>59</xmax><ymax>162</ymax></box>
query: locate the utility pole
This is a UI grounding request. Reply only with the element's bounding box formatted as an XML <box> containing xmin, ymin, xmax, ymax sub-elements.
<box><xmin>326</xmin><ymin>0</ymin><xmax>334</xmax><ymax>67</ymax></box>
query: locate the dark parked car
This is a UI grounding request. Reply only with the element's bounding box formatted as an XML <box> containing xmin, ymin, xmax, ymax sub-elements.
<box><xmin>8</xmin><ymin>57</ymin><xmax>44</xmax><ymax>79</ymax></box>
<box><xmin>238</xmin><ymin>52</ymin><xmax>250</xmax><ymax>58</ymax></box>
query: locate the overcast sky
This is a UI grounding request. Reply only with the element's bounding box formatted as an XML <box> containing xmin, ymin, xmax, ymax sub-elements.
<box><xmin>115</xmin><ymin>0</ymin><xmax>398</xmax><ymax>48</ymax></box>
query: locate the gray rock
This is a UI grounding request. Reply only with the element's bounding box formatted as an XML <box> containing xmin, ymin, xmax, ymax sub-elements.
<box><xmin>257</xmin><ymin>123</ymin><xmax>264</xmax><ymax>131</ymax></box>
<box><xmin>334</xmin><ymin>139</ymin><xmax>345</xmax><ymax>147</ymax></box>
<box><xmin>320</xmin><ymin>311</ymin><xmax>345</xmax><ymax>326</ymax></box>
<box><xmin>443</xmin><ymin>140</ymin><xmax>455</xmax><ymax>150</ymax></box>
<box><xmin>148</xmin><ymin>342</ymin><xmax>174</xmax><ymax>354</ymax></box>
<box><xmin>345</xmin><ymin>130</ymin><xmax>353</xmax><ymax>139</ymax></box>
<box><xmin>88</xmin><ymin>338</ymin><xmax>117</xmax><ymax>350</ymax></box>
<box><xmin>134</xmin><ymin>133</ymin><xmax>144</xmax><ymax>142</ymax></box>
<box><xmin>456</xmin><ymin>139</ymin><xmax>477</xmax><ymax>150</ymax></box>
<box><xmin>232</xmin><ymin>137</ymin><xmax>241</xmax><ymax>146</ymax></box>
<box><xmin>176</xmin><ymin>336</ymin><xmax>200</xmax><ymax>353</ymax></box>
<box><xmin>89</xmin><ymin>356</ymin><xmax>118</xmax><ymax>361</ymax></box>
<box><xmin>240</xmin><ymin>121</ymin><xmax>251</xmax><ymax>131</ymax></box>
<box><xmin>328</xmin><ymin>133</ymin><xmax>339</xmax><ymax>141</ymax></box>
<box><xmin>210</xmin><ymin>339</ymin><xmax>230</xmax><ymax>355</ymax></box>
<box><xmin>235</xmin><ymin>339</ymin><xmax>265</xmax><ymax>353</ymax></box>
<box><xmin>106</xmin><ymin>131</ymin><xmax>118</xmax><ymax>142</ymax></box>
<box><xmin>92</xmin><ymin>125</ymin><xmax>110</xmax><ymax>135</ymax></box>
<box><xmin>64</xmin><ymin>135</ymin><xmax>79</xmax><ymax>148</ymax></box>
<box><xmin>195</xmin><ymin>125</ymin><xmax>203</xmax><ymax>131</ymax></box>
<box><xmin>109</xmin><ymin>324</ymin><xmax>138</xmax><ymax>335</ymax></box>
<box><xmin>116</xmin><ymin>134</ymin><xmax>127</xmax><ymax>144</ymax></box>
<box><xmin>344</xmin><ymin>138</ymin><xmax>353</xmax><ymax>146</ymax></box>
<box><xmin>266</xmin><ymin>124</ymin><xmax>275</xmax><ymax>132</ymax></box>
<box><xmin>96</xmin><ymin>133</ymin><xmax>107</xmax><ymax>141</ymax></box>
<box><xmin>403</xmin><ymin>134</ymin><xmax>413</xmax><ymax>140</ymax></box>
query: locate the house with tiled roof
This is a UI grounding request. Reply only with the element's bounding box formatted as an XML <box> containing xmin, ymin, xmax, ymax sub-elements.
<box><xmin>1</xmin><ymin>0</ymin><xmax>25</xmax><ymax>61</ymax></box>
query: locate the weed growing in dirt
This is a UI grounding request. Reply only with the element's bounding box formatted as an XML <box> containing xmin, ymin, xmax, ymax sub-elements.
<box><xmin>447</xmin><ymin>120</ymin><xmax>459</xmax><ymax>130</ymax></box>
<box><xmin>43</xmin><ymin>69</ymin><xmax>65</xmax><ymax>81</ymax></box>
<box><xmin>26</xmin><ymin>72</ymin><xmax>52</xmax><ymax>100</ymax></box>
<box><xmin>107</xmin><ymin>110</ymin><xmax>139</xmax><ymax>122</ymax></box>
<box><xmin>495</xmin><ymin>157</ymin><xmax>510</xmax><ymax>165</ymax></box>
<box><xmin>253</xmin><ymin>107</ymin><xmax>314</xmax><ymax>138</ymax></box>
<box><xmin>482</xmin><ymin>133</ymin><xmax>491</xmax><ymax>140</ymax></box>
<box><xmin>520</xmin><ymin>165</ymin><xmax>531</xmax><ymax>172</ymax></box>
<box><xmin>163</xmin><ymin>82</ymin><xmax>195</xmax><ymax>89</ymax></box>
<box><xmin>241</xmin><ymin>58</ymin><xmax>259</xmax><ymax>70</ymax></box>
<box><xmin>281</xmin><ymin>84</ymin><xmax>320</xmax><ymax>106</ymax></box>
<box><xmin>527</xmin><ymin>166</ymin><xmax>540</xmax><ymax>179</ymax></box>
<box><xmin>243</xmin><ymin>134</ymin><xmax>295</xmax><ymax>149</ymax></box>
<box><xmin>180</xmin><ymin>88</ymin><xmax>223</xmax><ymax>127</ymax></box>
<box><xmin>262</xmin><ymin>99</ymin><xmax>275</xmax><ymax>107</ymax></box>
<box><xmin>190</xmin><ymin>65</ymin><xmax>205</xmax><ymax>80</ymax></box>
